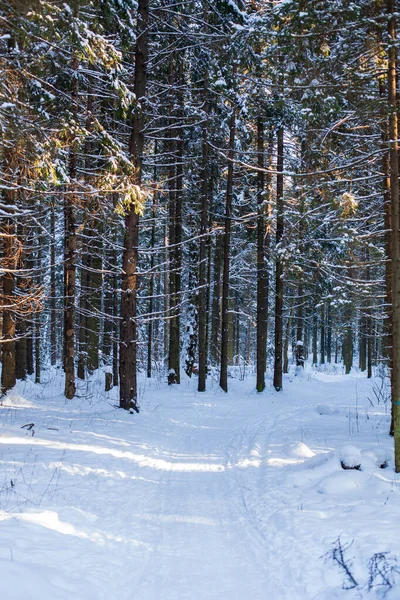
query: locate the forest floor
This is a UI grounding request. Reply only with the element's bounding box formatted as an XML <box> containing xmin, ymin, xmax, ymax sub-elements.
<box><xmin>0</xmin><ymin>364</ymin><xmax>398</xmax><ymax>599</ymax></box>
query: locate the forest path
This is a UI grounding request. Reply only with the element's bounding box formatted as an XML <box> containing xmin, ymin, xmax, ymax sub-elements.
<box><xmin>123</xmin><ymin>370</ymin><xmax>358</xmax><ymax>600</ymax></box>
<box><xmin>0</xmin><ymin>369</ymin><xmax>391</xmax><ymax>600</ymax></box>
<box><xmin>129</xmin><ymin>386</ymin><xmax>279</xmax><ymax>600</ymax></box>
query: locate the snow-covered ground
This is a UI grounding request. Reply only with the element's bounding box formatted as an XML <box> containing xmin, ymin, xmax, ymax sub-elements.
<box><xmin>0</xmin><ymin>365</ymin><xmax>398</xmax><ymax>599</ymax></box>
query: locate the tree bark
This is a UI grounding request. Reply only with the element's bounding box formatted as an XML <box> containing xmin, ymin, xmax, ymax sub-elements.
<box><xmin>219</xmin><ymin>102</ymin><xmax>236</xmax><ymax>393</ymax></box>
<box><xmin>147</xmin><ymin>171</ymin><xmax>157</xmax><ymax>379</ymax></box>
<box><xmin>312</xmin><ymin>308</ymin><xmax>318</xmax><ymax>366</ymax></box>
<box><xmin>283</xmin><ymin>310</ymin><xmax>292</xmax><ymax>374</ymax></box>
<box><xmin>64</xmin><ymin>20</ymin><xmax>79</xmax><ymax>399</ymax></box>
<box><xmin>320</xmin><ymin>303</ymin><xmax>325</xmax><ymax>365</ymax></box>
<box><xmin>326</xmin><ymin>303</ymin><xmax>332</xmax><ymax>363</ymax></box>
<box><xmin>35</xmin><ymin>231</ymin><xmax>41</xmax><ymax>384</ymax></box>
<box><xmin>387</xmin><ymin>0</ymin><xmax>400</xmax><ymax>469</ymax></box>
<box><xmin>198</xmin><ymin>36</ymin><xmax>209</xmax><ymax>392</ymax></box>
<box><xmin>119</xmin><ymin>0</ymin><xmax>148</xmax><ymax>411</ymax></box>
<box><xmin>64</xmin><ymin>188</ymin><xmax>77</xmax><ymax>399</ymax></box>
<box><xmin>273</xmin><ymin>126</ymin><xmax>284</xmax><ymax>391</ymax></box>
<box><xmin>1</xmin><ymin>219</ymin><xmax>17</xmax><ymax>395</ymax></box>
<box><xmin>210</xmin><ymin>233</ymin><xmax>223</xmax><ymax>365</ymax></box>
<box><xmin>256</xmin><ymin>117</ymin><xmax>268</xmax><ymax>392</ymax></box>
<box><xmin>50</xmin><ymin>202</ymin><xmax>57</xmax><ymax>366</ymax></box>
<box><xmin>77</xmin><ymin>248</ymin><xmax>88</xmax><ymax>380</ymax></box>
<box><xmin>167</xmin><ymin>60</ymin><xmax>178</xmax><ymax>385</ymax></box>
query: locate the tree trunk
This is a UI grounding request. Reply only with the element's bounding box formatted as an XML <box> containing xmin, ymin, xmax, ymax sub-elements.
<box><xmin>167</xmin><ymin>59</ymin><xmax>180</xmax><ymax>385</ymax></box>
<box><xmin>344</xmin><ymin>320</ymin><xmax>353</xmax><ymax>375</ymax></box>
<box><xmin>163</xmin><ymin>223</ymin><xmax>169</xmax><ymax>366</ymax></box>
<box><xmin>312</xmin><ymin>309</ymin><xmax>318</xmax><ymax>366</ymax></box>
<box><xmin>50</xmin><ymin>201</ymin><xmax>57</xmax><ymax>366</ymax></box>
<box><xmin>64</xmin><ymin>27</ymin><xmax>79</xmax><ymax>399</ymax></box>
<box><xmin>1</xmin><ymin>219</ymin><xmax>17</xmax><ymax>395</ymax></box>
<box><xmin>64</xmin><ymin>187</ymin><xmax>77</xmax><ymax>399</ymax></box>
<box><xmin>388</xmin><ymin>0</ymin><xmax>400</xmax><ymax>469</ymax></box>
<box><xmin>112</xmin><ymin>269</ymin><xmax>119</xmax><ymax>388</ymax></box>
<box><xmin>326</xmin><ymin>303</ymin><xmax>332</xmax><ymax>363</ymax></box>
<box><xmin>86</xmin><ymin>228</ymin><xmax>102</xmax><ymax>373</ymax></box>
<box><xmin>219</xmin><ymin>102</ymin><xmax>236</xmax><ymax>393</ymax></box>
<box><xmin>320</xmin><ymin>303</ymin><xmax>325</xmax><ymax>365</ymax></box>
<box><xmin>198</xmin><ymin>38</ymin><xmax>209</xmax><ymax>392</ymax></box>
<box><xmin>283</xmin><ymin>310</ymin><xmax>292</xmax><ymax>374</ymax></box>
<box><xmin>256</xmin><ymin>117</ymin><xmax>269</xmax><ymax>392</ymax></box>
<box><xmin>34</xmin><ymin>230</ymin><xmax>41</xmax><ymax>384</ymax></box>
<box><xmin>210</xmin><ymin>233</ymin><xmax>223</xmax><ymax>365</ymax></box>
<box><xmin>26</xmin><ymin>333</ymin><xmax>34</xmax><ymax>376</ymax></box>
<box><xmin>15</xmin><ymin>319</ymin><xmax>27</xmax><ymax>381</ymax></box>
<box><xmin>359</xmin><ymin>312</ymin><xmax>367</xmax><ymax>372</ymax></box>
<box><xmin>77</xmin><ymin>248</ymin><xmax>88</xmax><ymax>380</ymax></box>
<box><xmin>185</xmin><ymin>214</ymin><xmax>198</xmax><ymax>378</ymax></box>
<box><xmin>119</xmin><ymin>0</ymin><xmax>148</xmax><ymax>411</ymax></box>
<box><xmin>147</xmin><ymin>176</ymin><xmax>157</xmax><ymax>379</ymax></box>
<box><xmin>273</xmin><ymin>126</ymin><xmax>284</xmax><ymax>391</ymax></box>
<box><xmin>367</xmin><ymin>312</ymin><xmax>373</xmax><ymax>379</ymax></box>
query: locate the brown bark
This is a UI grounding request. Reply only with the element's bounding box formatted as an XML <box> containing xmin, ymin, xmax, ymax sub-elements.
<box><xmin>119</xmin><ymin>0</ymin><xmax>148</xmax><ymax>411</ymax></box>
<box><xmin>86</xmin><ymin>230</ymin><xmax>102</xmax><ymax>373</ymax></box>
<box><xmin>388</xmin><ymin>0</ymin><xmax>400</xmax><ymax>463</ymax></box>
<box><xmin>64</xmin><ymin>190</ymin><xmax>77</xmax><ymax>399</ymax></box>
<box><xmin>256</xmin><ymin>117</ymin><xmax>268</xmax><ymax>392</ymax></box>
<box><xmin>198</xmin><ymin>42</ymin><xmax>209</xmax><ymax>392</ymax></box>
<box><xmin>1</xmin><ymin>221</ymin><xmax>17</xmax><ymax>395</ymax></box>
<box><xmin>210</xmin><ymin>233</ymin><xmax>223</xmax><ymax>365</ymax></box>
<box><xmin>64</xmin><ymin>23</ymin><xmax>78</xmax><ymax>399</ymax></box>
<box><xmin>359</xmin><ymin>312</ymin><xmax>367</xmax><ymax>372</ymax></box>
<box><xmin>320</xmin><ymin>303</ymin><xmax>325</xmax><ymax>365</ymax></box>
<box><xmin>26</xmin><ymin>333</ymin><xmax>34</xmax><ymax>376</ymax></box>
<box><xmin>326</xmin><ymin>303</ymin><xmax>332</xmax><ymax>363</ymax></box>
<box><xmin>77</xmin><ymin>249</ymin><xmax>88</xmax><ymax>380</ymax></box>
<box><xmin>168</xmin><ymin>57</ymin><xmax>184</xmax><ymax>385</ymax></box>
<box><xmin>379</xmin><ymin>78</ymin><xmax>393</xmax><ymax>366</ymax></box>
<box><xmin>273</xmin><ymin>126</ymin><xmax>284</xmax><ymax>391</ymax></box>
<box><xmin>112</xmin><ymin>268</ymin><xmax>119</xmax><ymax>387</ymax></box>
<box><xmin>147</xmin><ymin>170</ymin><xmax>157</xmax><ymax>379</ymax></box>
<box><xmin>219</xmin><ymin>103</ymin><xmax>236</xmax><ymax>393</ymax></box>
<box><xmin>283</xmin><ymin>310</ymin><xmax>292</xmax><ymax>374</ymax></box>
<box><xmin>15</xmin><ymin>319</ymin><xmax>27</xmax><ymax>381</ymax></box>
<box><xmin>50</xmin><ymin>202</ymin><xmax>57</xmax><ymax>366</ymax></box>
<box><xmin>312</xmin><ymin>309</ymin><xmax>318</xmax><ymax>366</ymax></box>
<box><xmin>34</xmin><ymin>232</ymin><xmax>41</xmax><ymax>384</ymax></box>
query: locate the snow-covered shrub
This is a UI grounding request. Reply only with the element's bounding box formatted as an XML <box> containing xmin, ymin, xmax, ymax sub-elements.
<box><xmin>340</xmin><ymin>445</ymin><xmax>361</xmax><ymax>470</ymax></box>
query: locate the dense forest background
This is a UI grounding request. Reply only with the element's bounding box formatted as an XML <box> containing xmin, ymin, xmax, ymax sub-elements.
<box><xmin>1</xmin><ymin>1</ymin><xmax>399</xmax><ymax>460</ymax></box>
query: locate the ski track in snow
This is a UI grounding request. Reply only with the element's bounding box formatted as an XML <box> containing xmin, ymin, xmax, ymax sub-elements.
<box><xmin>0</xmin><ymin>368</ymin><xmax>399</xmax><ymax>599</ymax></box>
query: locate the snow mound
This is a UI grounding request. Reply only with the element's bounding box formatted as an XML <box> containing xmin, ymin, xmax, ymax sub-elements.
<box><xmin>340</xmin><ymin>445</ymin><xmax>361</xmax><ymax>469</ymax></box>
<box><xmin>376</xmin><ymin>448</ymin><xmax>389</xmax><ymax>468</ymax></box>
<box><xmin>361</xmin><ymin>448</ymin><xmax>389</xmax><ymax>470</ymax></box>
<box><xmin>303</xmin><ymin>451</ymin><xmax>334</xmax><ymax>470</ymax></box>
<box><xmin>0</xmin><ymin>559</ymin><xmax>74</xmax><ymax>600</ymax></box>
<box><xmin>1</xmin><ymin>394</ymin><xmax>35</xmax><ymax>409</ymax></box>
<box><xmin>317</xmin><ymin>469</ymin><xmax>367</xmax><ymax>495</ymax></box>
<box><xmin>294</xmin><ymin>365</ymin><xmax>306</xmax><ymax>379</ymax></box>
<box><xmin>284</xmin><ymin>442</ymin><xmax>315</xmax><ymax>459</ymax></box>
<box><xmin>316</xmin><ymin>404</ymin><xmax>338</xmax><ymax>416</ymax></box>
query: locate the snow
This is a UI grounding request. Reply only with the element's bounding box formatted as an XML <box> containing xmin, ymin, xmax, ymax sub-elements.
<box><xmin>340</xmin><ymin>444</ymin><xmax>362</xmax><ymax>469</ymax></box>
<box><xmin>0</xmin><ymin>367</ymin><xmax>398</xmax><ymax>599</ymax></box>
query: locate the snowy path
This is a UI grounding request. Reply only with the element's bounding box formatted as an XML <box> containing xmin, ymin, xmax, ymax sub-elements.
<box><xmin>0</xmin><ymin>369</ymin><xmax>398</xmax><ymax>599</ymax></box>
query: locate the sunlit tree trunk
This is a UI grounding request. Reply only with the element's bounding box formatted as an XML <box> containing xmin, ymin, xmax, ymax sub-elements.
<box><xmin>388</xmin><ymin>0</ymin><xmax>400</xmax><ymax>468</ymax></box>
